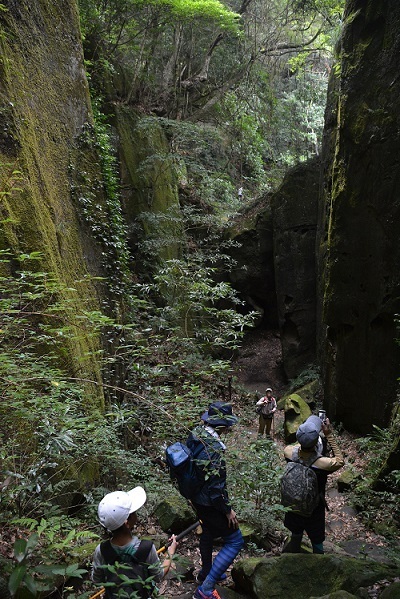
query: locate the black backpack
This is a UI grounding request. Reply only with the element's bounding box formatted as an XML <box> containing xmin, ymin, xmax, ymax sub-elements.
<box><xmin>100</xmin><ymin>539</ymin><xmax>154</xmax><ymax>599</ymax></box>
<box><xmin>165</xmin><ymin>441</ymin><xmax>205</xmax><ymax>500</ymax></box>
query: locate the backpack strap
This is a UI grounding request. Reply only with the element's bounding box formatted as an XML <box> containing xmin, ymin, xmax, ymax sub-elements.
<box><xmin>100</xmin><ymin>539</ymin><xmax>154</xmax><ymax>566</ymax></box>
<box><xmin>291</xmin><ymin>447</ymin><xmax>321</xmax><ymax>467</ymax></box>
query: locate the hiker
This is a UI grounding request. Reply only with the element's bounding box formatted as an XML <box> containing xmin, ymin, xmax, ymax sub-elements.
<box><xmin>91</xmin><ymin>487</ymin><xmax>178</xmax><ymax>598</ymax></box>
<box><xmin>282</xmin><ymin>415</ymin><xmax>344</xmax><ymax>554</ymax></box>
<box><xmin>256</xmin><ymin>387</ymin><xmax>277</xmax><ymax>438</ymax></box>
<box><xmin>238</xmin><ymin>186</ymin><xmax>243</xmax><ymax>200</ymax></box>
<box><xmin>187</xmin><ymin>401</ymin><xmax>244</xmax><ymax>599</ymax></box>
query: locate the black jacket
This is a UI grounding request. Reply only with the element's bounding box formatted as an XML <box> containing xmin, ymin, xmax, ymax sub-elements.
<box><xmin>186</xmin><ymin>425</ymin><xmax>231</xmax><ymax>514</ymax></box>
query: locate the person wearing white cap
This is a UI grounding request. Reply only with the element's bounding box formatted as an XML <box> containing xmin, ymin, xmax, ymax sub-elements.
<box><xmin>282</xmin><ymin>415</ymin><xmax>344</xmax><ymax>554</ymax></box>
<box><xmin>91</xmin><ymin>487</ymin><xmax>178</xmax><ymax>598</ymax></box>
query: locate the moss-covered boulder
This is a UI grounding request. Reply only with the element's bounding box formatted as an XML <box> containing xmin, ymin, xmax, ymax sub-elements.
<box><xmin>310</xmin><ymin>592</ymin><xmax>358</xmax><ymax>599</ymax></box>
<box><xmin>337</xmin><ymin>470</ymin><xmax>360</xmax><ymax>492</ymax></box>
<box><xmin>277</xmin><ymin>380</ymin><xmax>320</xmax><ymax>410</ymax></box>
<box><xmin>153</xmin><ymin>494</ymin><xmax>197</xmax><ymax>534</ymax></box>
<box><xmin>283</xmin><ymin>394</ymin><xmax>312</xmax><ymax>443</ymax></box>
<box><xmin>380</xmin><ymin>582</ymin><xmax>400</xmax><ymax>598</ymax></box>
<box><xmin>232</xmin><ymin>554</ymin><xmax>400</xmax><ymax>599</ymax></box>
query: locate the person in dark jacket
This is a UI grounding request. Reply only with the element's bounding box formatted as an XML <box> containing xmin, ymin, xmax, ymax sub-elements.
<box><xmin>187</xmin><ymin>401</ymin><xmax>244</xmax><ymax>599</ymax></box>
<box><xmin>283</xmin><ymin>415</ymin><xmax>344</xmax><ymax>554</ymax></box>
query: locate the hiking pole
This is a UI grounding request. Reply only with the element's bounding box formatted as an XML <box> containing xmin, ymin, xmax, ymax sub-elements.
<box><xmin>157</xmin><ymin>519</ymin><xmax>201</xmax><ymax>553</ymax></box>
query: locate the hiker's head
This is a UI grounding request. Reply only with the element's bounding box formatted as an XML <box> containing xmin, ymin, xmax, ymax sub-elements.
<box><xmin>201</xmin><ymin>401</ymin><xmax>238</xmax><ymax>430</ymax></box>
<box><xmin>98</xmin><ymin>487</ymin><xmax>147</xmax><ymax>532</ymax></box>
<box><xmin>266</xmin><ymin>387</ymin><xmax>273</xmax><ymax>397</ymax></box>
<box><xmin>296</xmin><ymin>415</ymin><xmax>322</xmax><ymax>449</ymax></box>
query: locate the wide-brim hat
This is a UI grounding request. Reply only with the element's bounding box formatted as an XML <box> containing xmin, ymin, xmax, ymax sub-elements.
<box><xmin>98</xmin><ymin>486</ymin><xmax>147</xmax><ymax>531</ymax></box>
<box><xmin>296</xmin><ymin>415</ymin><xmax>322</xmax><ymax>449</ymax></box>
<box><xmin>201</xmin><ymin>401</ymin><xmax>238</xmax><ymax>428</ymax></box>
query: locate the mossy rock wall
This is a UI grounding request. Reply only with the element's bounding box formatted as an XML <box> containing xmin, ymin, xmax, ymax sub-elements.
<box><xmin>116</xmin><ymin>108</ymin><xmax>183</xmax><ymax>267</ymax></box>
<box><xmin>317</xmin><ymin>0</ymin><xmax>400</xmax><ymax>433</ymax></box>
<box><xmin>0</xmin><ymin>0</ymin><xmax>106</xmax><ymax>409</ymax></box>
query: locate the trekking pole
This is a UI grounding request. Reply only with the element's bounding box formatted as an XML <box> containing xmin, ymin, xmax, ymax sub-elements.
<box><xmin>157</xmin><ymin>519</ymin><xmax>201</xmax><ymax>553</ymax></box>
<box><xmin>89</xmin><ymin>520</ymin><xmax>201</xmax><ymax>599</ymax></box>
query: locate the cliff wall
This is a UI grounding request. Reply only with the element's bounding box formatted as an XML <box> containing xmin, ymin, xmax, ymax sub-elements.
<box><xmin>0</xmin><ymin>0</ymin><xmax>106</xmax><ymax>408</ymax></box>
<box><xmin>317</xmin><ymin>0</ymin><xmax>400</xmax><ymax>432</ymax></box>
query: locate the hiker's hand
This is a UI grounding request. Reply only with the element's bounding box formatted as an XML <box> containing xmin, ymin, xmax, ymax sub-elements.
<box><xmin>226</xmin><ymin>509</ymin><xmax>239</xmax><ymax>529</ymax></box>
<box><xmin>322</xmin><ymin>418</ymin><xmax>332</xmax><ymax>435</ymax></box>
<box><xmin>168</xmin><ymin>534</ymin><xmax>178</xmax><ymax>554</ymax></box>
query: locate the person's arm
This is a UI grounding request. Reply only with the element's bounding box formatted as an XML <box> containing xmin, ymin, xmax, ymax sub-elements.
<box><xmin>314</xmin><ymin>419</ymin><xmax>344</xmax><ymax>471</ymax></box>
<box><xmin>91</xmin><ymin>545</ymin><xmax>105</xmax><ymax>583</ymax></box>
<box><xmin>256</xmin><ymin>397</ymin><xmax>265</xmax><ymax>405</ymax></box>
<box><xmin>161</xmin><ymin>535</ymin><xmax>178</xmax><ymax>576</ymax></box>
<box><xmin>272</xmin><ymin>398</ymin><xmax>277</xmax><ymax>412</ymax></box>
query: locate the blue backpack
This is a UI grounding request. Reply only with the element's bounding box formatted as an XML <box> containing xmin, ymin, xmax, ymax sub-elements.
<box><xmin>165</xmin><ymin>441</ymin><xmax>204</xmax><ymax>500</ymax></box>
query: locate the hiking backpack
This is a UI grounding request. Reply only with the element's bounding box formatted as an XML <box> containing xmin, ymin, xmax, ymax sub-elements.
<box><xmin>165</xmin><ymin>441</ymin><xmax>204</xmax><ymax>500</ymax></box>
<box><xmin>280</xmin><ymin>449</ymin><xmax>321</xmax><ymax>517</ymax></box>
<box><xmin>100</xmin><ymin>538</ymin><xmax>154</xmax><ymax>599</ymax></box>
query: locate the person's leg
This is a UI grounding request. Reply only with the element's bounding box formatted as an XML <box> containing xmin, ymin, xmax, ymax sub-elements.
<box><xmin>198</xmin><ymin>527</ymin><xmax>214</xmax><ymax>577</ymax></box>
<box><xmin>201</xmin><ymin>529</ymin><xmax>244</xmax><ymax>594</ymax></box>
<box><xmin>283</xmin><ymin>512</ymin><xmax>304</xmax><ymax>553</ymax></box>
<box><xmin>305</xmin><ymin>504</ymin><xmax>325</xmax><ymax>554</ymax></box>
<box><xmin>258</xmin><ymin>415</ymin><xmax>265</xmax><ymax>436</ymax></box>
<box><xmin>265</xmin><ymin>418</ymin><xmax>272</xmax><ymax>436</ymax></box>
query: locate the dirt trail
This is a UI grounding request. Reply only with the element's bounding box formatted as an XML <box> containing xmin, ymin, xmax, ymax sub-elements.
<box><xmin>231</xmin><ymin>328</ymin><xmax>392</xmax><ymax>561</ymax></box>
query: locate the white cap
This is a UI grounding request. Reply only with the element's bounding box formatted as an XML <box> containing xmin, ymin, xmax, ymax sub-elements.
<box><xmin>98</xmin><ymin>487</ymin><xmax>147</xmax><ymax>531</ymax></box>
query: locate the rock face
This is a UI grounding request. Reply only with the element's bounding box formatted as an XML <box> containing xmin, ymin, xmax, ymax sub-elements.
<box><xmin>232</xmin><ymin>554</ymin><xmax>400</xmax><ymax>599</ymax></box>
<box><xmin>0</xmin><ymin>0</ymin><xmax>106</xmax><ymax>406</ymax></box>
<box><xmin>228</xmin><ymin>201</ymin><xmax>278</xmax><ymax>328</ymax></box>
<box><xmin>317</xmin><ymin>0</ymin><xmax>400</xmax><ymax>432</ymax></box>
<box><xmin>272</xmin><ymin>158</ymin><xmax>320</xmax><ymax>379</ymax></box>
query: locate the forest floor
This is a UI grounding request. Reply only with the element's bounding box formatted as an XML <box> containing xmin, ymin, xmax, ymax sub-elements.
<box><xmin>160</xmin><ymin>328</ymin><xmax>397</xmax><ymax>598</ymax></box>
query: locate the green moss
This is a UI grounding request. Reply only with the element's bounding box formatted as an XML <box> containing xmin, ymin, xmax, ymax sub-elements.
<box><xmin>0</xmin><ymin>0</ymin><xmax>105</xmax><ymax>410</ymax></box>
<box><xmin>116</xmin><ymin>108</ymin><xmax>183</xmax><ymax>263</ymax></box>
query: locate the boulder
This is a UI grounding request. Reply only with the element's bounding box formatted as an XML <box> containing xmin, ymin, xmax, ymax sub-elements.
<box><xmin>380</xmin><ymin>582</ymin><xmax>400</xmax><ymax>598</ymax></box>
<box><xmin>337</xmin><ymin>470</ymin><xmax>361</xmax><ymax>492</ymax></box>
<box><xmin>310</xmin><ymin>592</ymin><xmax>358</xmax><ymax>599</ymax></box>
<box><xmin>283</xmin><ymin>394</ymin><xmax>312</xmax><ymax>443</ymax></box>
<box><xmin>277</xmin><ymin>380</ymin><xmax>320</xmax><ymax>411</ymax></box>
<box><xmin>232</xmin><ymin>554</ymin><xmax>400</xmax><ymax>599</ymax></box>
<box><xmin>153</xmin><ymin>493</ymin><xmax>196</xmax><ymax>533</ymax></box>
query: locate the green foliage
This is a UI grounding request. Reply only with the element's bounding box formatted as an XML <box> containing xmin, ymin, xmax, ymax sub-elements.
<box><xmin>351</xmin><ymin>415</ymin><xmax>400</xmax><ymax>537</ymax></box>
<box><xmin>227</xmin><ymin>437</ymin><xmax>286</xmax><ymax>534</ymax></box>
<box><xmin>4</xmin><ymin>518</ymin><xmax>94</xmax><ymax>598</ymax></box>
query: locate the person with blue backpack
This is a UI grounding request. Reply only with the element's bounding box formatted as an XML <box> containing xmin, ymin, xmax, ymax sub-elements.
<box><xmin>187</xmin><ymin>401</ymin><xmax>244</xmax><ymax>599</ymax></box>
<box><xmin>282</xmin><ymin>415</ymin><xmax>344</xmax><ymax>554</ymax></box>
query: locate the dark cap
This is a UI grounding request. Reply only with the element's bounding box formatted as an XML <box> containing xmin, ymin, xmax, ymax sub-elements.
<box><xmin>201</xmin><ymin>401</ymin><xmax>238</xmax><ymax>428</ymax></box>
<box><xmin>296</xmin><ymin>415</ymin><xmax>322</xmax><ymax>449</ymax></box>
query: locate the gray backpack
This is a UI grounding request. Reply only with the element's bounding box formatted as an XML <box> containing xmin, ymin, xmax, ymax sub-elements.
<box><xmin>280</xmin><ymin>448</ymin><xmax>321</xmax><ymax>517</ymax></box>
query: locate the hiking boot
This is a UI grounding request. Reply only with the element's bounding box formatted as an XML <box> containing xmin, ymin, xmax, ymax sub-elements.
<box><xmin>193</xmin><ymin>586</ymin><xmax>223</xmax><ymax>599</ymax></box>
<box><xmin>196</xmin><ymin>571</ymin><xmax>227</xmax><ymax>584</ymax></box>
